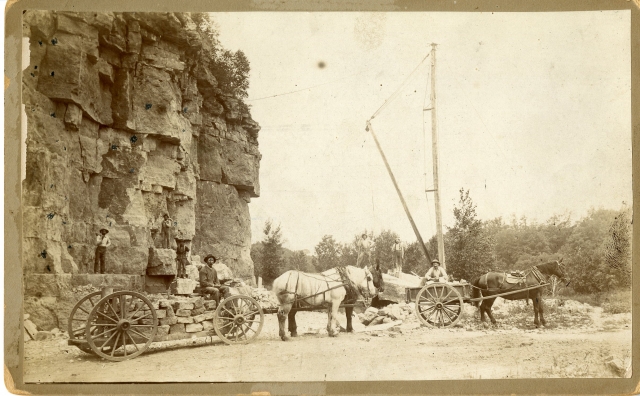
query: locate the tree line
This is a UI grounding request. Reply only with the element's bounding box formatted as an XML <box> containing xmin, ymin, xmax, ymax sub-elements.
<box><xmin>252</xmin><ymin>189</ymin><xmax>631</xmax><ymax>294</ymax></box>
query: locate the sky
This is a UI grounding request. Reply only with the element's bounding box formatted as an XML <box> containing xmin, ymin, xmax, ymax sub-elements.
<box><xmin>213</xmin><ymin>11</ymin><xmax>631</xmax><ymax>252</ymax></box>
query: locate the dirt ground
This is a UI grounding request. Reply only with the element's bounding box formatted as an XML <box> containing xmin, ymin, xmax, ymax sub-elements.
<box><xmin>23</xmin><ymin>300</ymin><xmax>631</xmax><ymax>383</ymax></box>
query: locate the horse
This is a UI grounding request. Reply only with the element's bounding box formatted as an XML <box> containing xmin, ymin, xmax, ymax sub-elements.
<box><xmin>272</xmin><ymin>264</ymin><xmax>384</xmax><ymax>341</ymax></box>
<box><xmin>470</xmin><ymin>259</ymin><xmax>569</xmax><ymax>328</ymax></box>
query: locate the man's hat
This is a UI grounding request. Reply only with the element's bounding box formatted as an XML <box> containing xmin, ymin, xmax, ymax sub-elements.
<box><xmin>361</xmin><ymin>233</ymin><xmax>367</xmax><ymax>237</ymax></box>
<box><xmin>163</xmin><ymin>213</ymin><xmax>170</xmax><ymax>218</ymax></box>
<box><xmin>204</xmin><ymin>255</ymin><xmax>217</xmax><ymax>263</ymax></box>
<box><xmin>431</xmin><ymin>259</ymin><xmax>440</xmax><ymax>265</ymax></box>
<box><xmin>99</xmin><ymin>228</ymin><xmax>109</xmax><ymax>234</ymax></box>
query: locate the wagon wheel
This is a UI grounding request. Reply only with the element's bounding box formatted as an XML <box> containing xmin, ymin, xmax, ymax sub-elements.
<box><xmin>85</xmin><ymin>291</ymin><xmax>157</xmax><ymax>361</ymax></box>
<box><xmin>415</xmin><ymin>283</ymin><xmax>464</xmax><ymax>328</ymax></box>
<box><xmin>214</xmin><ymin>295</ymin><xmax>264</xmax><ymax>345</ymax></box>
<box><xmin>68</xmin><ymin>291</ymin><xmax>103</xmax><ymax>354</ymax></box>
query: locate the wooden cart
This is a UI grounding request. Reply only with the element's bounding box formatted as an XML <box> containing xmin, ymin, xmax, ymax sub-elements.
<box><xmin>405</xmin><ymin>281</ymin><xmax>548</xmax><ymax>328</ymax></box>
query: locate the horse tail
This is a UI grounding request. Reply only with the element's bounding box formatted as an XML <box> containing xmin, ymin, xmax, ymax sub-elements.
<box><xmin>471</xmin><ymin>276</ymin><xmax>482</xmax><ymax>308</ymax></box>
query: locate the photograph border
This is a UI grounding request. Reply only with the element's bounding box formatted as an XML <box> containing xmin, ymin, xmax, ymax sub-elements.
<box><xmin>5</xmin><ymin>0</ymin><xmax>639</xmax><ymax>394</ymax></box>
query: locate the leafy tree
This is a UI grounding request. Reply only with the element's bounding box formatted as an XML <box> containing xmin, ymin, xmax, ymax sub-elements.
<box><xmin>258</xmin><ymin>220</ymin><xmax>285</xmax><ymax>285</ymax></box>
<box><xmin>339</xmin><ymin>239</ymin><xmax>358</xmax><ymax>267</ymax></box>
<box><xmin>191</xmin><ymin>13</ymin><xmax>251</xmax><ymax>99</ymax></box>
<box><xmin>603</xmin><ymin>206</ymin><xmax>632</xmax><ymax>288</ymax></box>
<box><xmin>444</xmin><ymin>188</ymin><xmax>495</xmax><ymax>281</ymax></box>
<box><xmin>287</xmin><ymin>250</ymin><xmax>315</xmax><ymax>272</ymax></box>
<box><xmin>559</xmin><ymin>209</ymin><xmax>618</xmax><ymax>293</ymax></box>
<box><xmin>403</xmin><ymin>241</ymin><xmax>430</xmax><ymax>276</ymax></box>
<box><xmin>373</xmin><ymin>229</ymin><xmax>400</xmax><ymax>272</ymax></box>
<box><xmin>314</xmin><ymin>235</ymin><xmax>341</xmax><ymax>271</ymax></box>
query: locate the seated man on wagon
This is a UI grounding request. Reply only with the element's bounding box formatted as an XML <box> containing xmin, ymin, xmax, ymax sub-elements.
<box><xmin>421</xmin><ymin>259</ymin><xmax>449</xmax><ymax>285</ymax></box>
<box><xmin>199</xmin><ymin>255</ymin><xmax>229</xmax><ymax>305</ymax></box>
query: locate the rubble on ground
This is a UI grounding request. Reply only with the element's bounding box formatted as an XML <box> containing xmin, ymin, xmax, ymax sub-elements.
<box><xmin>357</xmin><ymin>302</ymin><xmax>416</xmax><ymax>327</ymax></box>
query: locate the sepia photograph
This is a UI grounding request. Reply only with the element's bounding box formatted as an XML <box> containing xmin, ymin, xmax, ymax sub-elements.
<box><xmin>11</xmin><ymin>4</ymin><xmax>635</xmax><ymax>389</ymax></box>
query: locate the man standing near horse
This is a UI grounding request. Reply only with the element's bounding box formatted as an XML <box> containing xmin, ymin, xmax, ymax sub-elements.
<box><xmin>199</xmin><ymin>255</ymin><xmax>229</xmax><ymax>305</ymax></box>
<box><xmin>356</xmin><ymin>233</ymin><xmax>373</xmax><ymax>267</ymax></box>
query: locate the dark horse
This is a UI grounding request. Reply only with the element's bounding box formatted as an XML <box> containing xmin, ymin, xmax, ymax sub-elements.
<box><xmin>471</xmin><ymin>260</ymin><xmax>568</xmax><ymax>328</ymax></box>
<box><xmin>277</xmin><ymin>263</ymin><xmax>385</xmax><ymax>339</ymax></box>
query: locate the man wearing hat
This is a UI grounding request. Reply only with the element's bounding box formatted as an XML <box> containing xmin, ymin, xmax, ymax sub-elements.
<box><xmin>356</xmin><ymin>233</ymin><xmax>373</xmax><ymax>267</ymax></box>
<box><xmin>175</xmin><ymin>239</ymin><xmax>190</xmax><ymax>279</ymax></box>
<box><xmin>94</xmin><ymin>228</ymin><xmax>111</xmax><ymax>274</ymax></box>
<box><xmin>423</xmin><ymin>259</ymin><xmax>448</xmax><ymax>285</ymax></box>
<box><xmin>161</xmin><ymin>214</ymin><xmax>173</xmax><ymax>249</ymax></box>
<box><xmin>199</xmin><ymin>255</ymin><xmax>228</xmax><ymax>305</ymax></box>
<box><xmin>392</xmin><ymin>238</ymin><xmax>404</xmax><ymax>277</ymax></box>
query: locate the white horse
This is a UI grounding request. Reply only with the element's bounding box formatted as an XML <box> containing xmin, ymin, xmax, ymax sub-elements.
<box><xmin>272</xmin><ymin>266</ymin><xmax>380</xmax><ymax>340</ymax></box>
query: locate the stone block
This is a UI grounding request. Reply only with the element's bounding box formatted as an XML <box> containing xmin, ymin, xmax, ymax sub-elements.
<box><xmin>157</xmin><ymin>325</ymin><xmax>170</xmax><ymax>337</ymax></box>
<box><xmin>173</xmin><ymin>301</ymin><xmax>194</xmax><ymax>311</ymax></box>
<box><xmin>159</xmin><ymin>299</ymin><xmax>171</xmax><ymax>308</ymax></box>
<box><xmin>171</xmin><ymin>278</ymin><xmax>196</xmax><ymax>295</ymax></box>
<box><xmin>177</xmin><ymin>316</ymin><xmax>193</xmax><ymax>324</ymax></box>
<box><xmin>202</xmin><ymin>320</ymin><xmax>213</xmax><ymax>331</ymax></box>
<box><xmin>169</xmin><ymin>323</ymin><xmax>185</xmax><ymax>334</ymax></box>
<box><xmin>175</xmin><ymin>309</ymin><xmax>191</xmax><ymax>317</ymax></box>
<box><xmin>147</xmin><ymin>248</ymin><xmax>176</xmax><ymax>276</ymax></box>
<box><xmin>191</xmin><ymin>307</ymin><xmax>205</xmax><ymax>316</ymax></box>
<box><xmin>369</xmin><ymin>316</ymin><xmax>385</xmax><ymax>326</ymax></box>
<box><xmin>185</xmin><ymin>323</ymin><xmax>203</xmax><ymax>333</ymax></box>
<box><xmin>35</xmin><ymin>331</ymin><xmax>54</xmax><ymax>341</ymax></box>
<box><xmin>155</xmin><ymin>309</ymin><xmax>167</xmax><ymax>319</ymax></box>
<box><xmin>24</xmin><ymin>320</ymin><xmax>39</xmax><ymax>339</ymax></box>
<box><xmin>204</xmin><ymin>301</ymin><xmax>217</xmax><ymax>310</ymax></box>
<box><xmin>140</xmin><ymin>318</ymin><xmax>155</xmax><ymax>325</ymax></box>
<box><xmin>64</xmin><ymin>103</ymin><xmax>83</xmax><ymax>130</ymax></box>
<box><xmin>192</xmin><ymin>297</ymin><xmax>204</xmax><ymax>309</ymax></box>
<box><xmin>37</xmin><ymin>45</ymin><xmax>113</xmax><ymax>125</ymax></box>
<box><xmin>192</xmin><ymin>313</ymin><xmax>207</xmax><ymax>323</ymax></box>
<box><xmin>203</xmin><ymin>311</ymin><xmax>216</xmax><ymax>320</ymax></box>
<box><xmin>159</xmin><ymin>316</ymin><xmax>177</xmax><ymax>326</ymax></box>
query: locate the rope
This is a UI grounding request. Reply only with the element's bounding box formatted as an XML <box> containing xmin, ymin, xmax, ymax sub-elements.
<box><xmin>369</xmin><ymin>53</ymin><xmax>430</xmax><ymax>121</ymax></box>
<box><xmin>247</xmin><ymin>70</ymin><xmax>366</xmax><ymax>102</ymax></box>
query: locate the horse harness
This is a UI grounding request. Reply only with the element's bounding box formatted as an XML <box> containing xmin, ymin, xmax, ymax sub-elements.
<box><xmin>472</xmin><ymin>265</ymin><xmax>549</xmax><ymax>293</ymax></box>
<box><xmin>279</xmin><ymin>267</ymin><xmax>371</xmax><ymax>309</ymax></box>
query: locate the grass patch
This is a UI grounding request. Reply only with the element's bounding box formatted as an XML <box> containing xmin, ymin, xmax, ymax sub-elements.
<box><xmin>601</xmin><ymin>289</ymin><xmax>631</xmax><ymax>314</ymax></box>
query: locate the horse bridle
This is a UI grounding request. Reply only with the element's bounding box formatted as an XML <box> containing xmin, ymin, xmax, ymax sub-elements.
<box><xmin>357</xmin><ymin>267</ymin><xmax>374</xmax><ymax>307</ymax></box>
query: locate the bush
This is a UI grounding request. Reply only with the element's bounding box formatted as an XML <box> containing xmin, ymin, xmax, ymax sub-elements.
<box><xmin>601</xmin><ymin>289</ymin><xmax>631</xmax><ymax>314</ymax></box>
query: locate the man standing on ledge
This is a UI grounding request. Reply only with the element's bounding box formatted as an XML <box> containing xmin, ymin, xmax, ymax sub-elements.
<box><xmin>161</xmin><ymin>214</ymin><xmax>172</xmax><ymax>249</ymax></box>
<box><xmin>356</xmin><ymin>233</ymin><xmax>373</xmax><ymax>267</ymax></box>
<box><xmin>94</xmin><ymin>228</ymin><xmax>111</xmax><ymax>274</ymax></box>
<box><xmin>199</xmin><ymin>255</ymin><xmax>229</xmax><ymax>305</ymax></box>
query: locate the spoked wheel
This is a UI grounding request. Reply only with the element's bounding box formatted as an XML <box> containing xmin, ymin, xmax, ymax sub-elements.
<box><xmin>415</xmin><ymin>283</ymin><xmax>464</xmax><ymax>328</ymax></box>
<box><xmin>85</xmin><ymin>291</ymin><xmax>157</xmax><ymax>361</ymax></box>
<box><xmin>68</xmin><ymin>291</ymin><xmax>103</xmax><ymax>354</ymax></box>
<box><xmin>214</xmin><ymin>295</ymin><xmax>264</xmax><ymax>345</ymax></box>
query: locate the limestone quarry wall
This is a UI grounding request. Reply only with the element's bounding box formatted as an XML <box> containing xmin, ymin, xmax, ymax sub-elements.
<box><xmin>22</xmin><ymin>11</ymin><xmax>261</xmax><ymax>330</ymax></box>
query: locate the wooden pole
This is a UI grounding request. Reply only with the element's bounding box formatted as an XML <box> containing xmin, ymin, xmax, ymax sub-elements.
<box><xmin>429</xmin><ymin>43</ymin><xmax>446</xmax><ymax>270</ymax></box>
<box><xmin>366</xmin><ymin>121</ymin><xmax>432</xmax><ymax>263</ymax></box>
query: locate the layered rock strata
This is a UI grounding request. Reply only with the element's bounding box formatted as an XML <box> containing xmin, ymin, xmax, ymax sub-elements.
<box><xmin>22</xmin><ymin>11</ymin><xmax>261</xmax><ymax>330</ymax></box>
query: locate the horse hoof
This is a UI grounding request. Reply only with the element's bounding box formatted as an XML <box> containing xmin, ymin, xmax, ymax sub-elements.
<box><xmin>281</xmin><ymin>335</ymin><xmax>287</xmax><ymax>341</ymax></box>
<box><xmin>290</xmin><ymin>332</ymin><xmax>298</xmax><ymax>337</ymax></box>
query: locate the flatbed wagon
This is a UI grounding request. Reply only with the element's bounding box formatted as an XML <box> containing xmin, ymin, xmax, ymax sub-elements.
<box><xmin>68</xmin><ymin>286</ymin><xmax>368</xmax><ymax>362</ymax></box>
<box><xmin>405</xmin><ymin>281</ymin><xmax>549</xmax><ymax>328</ymax></box>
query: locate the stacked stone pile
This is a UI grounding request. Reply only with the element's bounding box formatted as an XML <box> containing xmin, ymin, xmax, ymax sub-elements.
<box><xmin>141</xmin><ymin>295</ymin><xmax>218</xmax><ymax>341</ymax></box>
<box><xmin>250</xmin><ymin>287</ymin><xmax>279</xmax><ymax>310</ymax></box>
<box><xmin>23</xmin><ymin>314</ymin><xmax>69</xmax><ymax>342</ymax></box>
<box><xmin>357</xmin><ymin>302</ymin><xmax>416</xmax><ymax>327</ymax></box>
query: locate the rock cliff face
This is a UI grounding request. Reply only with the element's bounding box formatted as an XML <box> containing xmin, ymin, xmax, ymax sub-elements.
<box><xmin>22</xmin><ymin>11</ymin><xmax>261</xmax><ymax>330</ymax></box>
